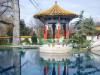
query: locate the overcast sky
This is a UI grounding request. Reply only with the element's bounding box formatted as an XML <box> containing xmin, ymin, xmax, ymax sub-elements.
<box><xmin>20</xmin><ymin>0</ymin><xmax>100</xmax><ymax>26</ymax></box>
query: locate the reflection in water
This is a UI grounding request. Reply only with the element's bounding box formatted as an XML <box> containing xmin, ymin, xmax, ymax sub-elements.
<box><xmin>52</xmin><ymin>64</ymin><xmax>56</xmax><ymax>75</ymax></box>
<box><xmin>21</xmin><ymin>49</ymin><xmax>42</xmax><ymax>75</ymax></box>
<box><xmin>21</xmin><ymin>49</ymin><xmax>100</xmax><ymax>75</ymax></box>
<box><xmin>0</xmin><ymin>48</ymin><xmax>21</xmax><ymax>75</ymax></box>
<box><xmin>0</xmin><ymin>48</ymin><xmax>100</xmax><ymax>75</ymax></box>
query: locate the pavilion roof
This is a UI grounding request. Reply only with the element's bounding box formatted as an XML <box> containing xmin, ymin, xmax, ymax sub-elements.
<box><xmin>34</xmin><ymin>2</ymin><xmax>78</xmax><ymax>18</ymax></box>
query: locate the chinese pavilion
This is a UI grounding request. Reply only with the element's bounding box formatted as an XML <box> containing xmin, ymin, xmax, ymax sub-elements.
<box><xmin>34</xmin><ymin>1</ymin><xmax>78</xmax><ymax>40</ymax></box>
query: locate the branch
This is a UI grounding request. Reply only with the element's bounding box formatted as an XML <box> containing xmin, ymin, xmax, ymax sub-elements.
<box><xmin>0</xmin><ymin>4</ymin><xmax>12</xmax><ymax>9</ymax></box>
<box><xmin>0</xmin><ymin>0</ymin><xmax>9</xmax><ymax>5</ymax></box>
<box><xmin>0</xmin><ymin>20</ymin><xmax>13</xmax><ymax>25</ymax></box>
<box><xmin>0</xmin><ymin>7</ymin><xmax>8</xmax><ymax>16</ymax></box>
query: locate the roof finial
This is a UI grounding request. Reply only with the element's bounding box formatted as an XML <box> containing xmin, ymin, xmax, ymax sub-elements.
<box><xmin>55</xmin><ymin>1</ymin><xmax>57</xmax><ymax>4</ymax></box>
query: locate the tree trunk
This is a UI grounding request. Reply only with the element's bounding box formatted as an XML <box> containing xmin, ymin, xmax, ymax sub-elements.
<box><xmin>12</xmin><ymin>0</ymin><xmax>20</xmax><ymax>45</ymax></box>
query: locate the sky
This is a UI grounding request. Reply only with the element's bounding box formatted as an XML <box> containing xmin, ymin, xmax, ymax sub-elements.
<box><xmin>20</xmin><ymin>0</ymin><xmax>100</xmax><ymax>26</ymax></box>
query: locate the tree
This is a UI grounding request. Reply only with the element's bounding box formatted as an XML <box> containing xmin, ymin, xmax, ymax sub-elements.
<box><xmin>67</xmin><ymin>11</ymin><xmax>96</xmax><ymax>75</ymax></box>
<box><xmin>20</xmin><ymin>19</ymin><xmax>32</xmax><ymax>36</ymax></box>
<box><xmin>20</xmin><ymin>19</ymin><xmax>26</xmax><ymax>36</ymax></box>
<box><xmin>68</xmin><ymin>11</ymin><xmax>96</xmax><ymax>50</ymax></box>
<box><xmin>0</xmin><ymin>0</ymin><xmax>14</xmax><ymax>44</ymax></box>
<box><xmin>78</xmin><ymin>18</ymin><xmax>96</xmax><ymax>35</ymax></box>
<box><xmin>31</xmin><ymin>31</ymin><xmax>37</xmax><ymax>44</ymax></box>
<box><xmin>30</xmin><ymin>18</ymin><xmax>45</xmax><ymax>38</ymax></box>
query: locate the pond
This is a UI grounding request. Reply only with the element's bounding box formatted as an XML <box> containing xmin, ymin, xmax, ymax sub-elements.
<box><xmin>0</xmin><ymin>48</ymin><xmax>100</xmax><ymax>75</ymax></box>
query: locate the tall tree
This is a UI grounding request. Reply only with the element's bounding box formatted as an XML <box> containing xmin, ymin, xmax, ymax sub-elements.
<box><xmin>67</xmin><ymin>11</ymin><xmax>96</xmax><ymax>75</ymax></box>
<box><xmin>20</xmin><ymin>19</ymin><xmax>26</xmax><ymax>36</ymax></box>
<box><xmin>68</xmin><ymin>11</ymin><xmax>96</xmax><ymax>49</ymax></box>
<box><xmin>20</xmin><ymin>19</ymin><xmax>32</xmax><ymax>36</ymax></box>
<box><xmin>31</xmin><ymin>31</ymin><xmax>37</xmax><ymax>44</ymax></box>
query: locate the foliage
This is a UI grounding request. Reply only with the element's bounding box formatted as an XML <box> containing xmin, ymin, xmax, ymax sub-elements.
<box><xmin>95</xmin><ymin>30</ymin><xmax>100</xmax><ymax>35</ymax></box>
<box><xmin>20</xmin><ymin>19</ymin><xmax>32</xmax><ymax>36</ymax></box>
<box><xmin>31</xmin><ymin>31</ymin><xmax>37</xmax><ymax>44</ymax></box>
<box><xmin>20</xmin><ymin>38</ymin><xmax>31</xmax><ymax>45</ymax></box>
<box><xmin>68</xmin><ymin>33</ymin><xmax>90</xmax><ymax>49</ymax></box>
<box><xmin>7</xmin><ymin>29</ymin><xmax>13</xmax><ymax>43</ymax></box>
<box><xmin>67</xmin><ymin>11</ymin><xmax>96</xmax><ymax>75</ymax></box>
<box><xmin>68</xmin><ymin>11</ymin><xmax>96</xmax><ymax>50</ymax></box>
<box><xmin>0</xmin><ymin>38</ymin><xmax>8</xmax><ymax>45</ymax></box>
<box><xmin>0</xmin><ymin>34</ymin><xmax>10</xmax><ymax>45</ymax></box>
<box><xmin>32</xmin><ymin>19</ymin><xmax>44</xmax><ymax>38</ymax></box>
<box><xmin>76</xmin><ymin>18</ymin><xmax>96</xmax><ymax>35</ymax></box>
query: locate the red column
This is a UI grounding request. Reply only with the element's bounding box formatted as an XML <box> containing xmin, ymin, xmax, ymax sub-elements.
<box><xmin>57</xmin><ymin>16</ymin><xmax>61</xmax><ymax>39</ymax></box>
<box><xmin>64</xmin><ymin>29</ymin><xmax>67</xmax><ymax>39</ymax></box>
<box><xmin>44</xmin><ymin>64</ymin><xmax>48</xmax><ymax>75</ymax></box>
<box><xmin>44</xmin><ymin>25</ymin><xmax>48</xmax><ymax>40</ymax></box>
<box><xmin>63</xmin><ymin>24</ymin><xmax>70</xmax><ymax>39</ymax></box>
<box><xmin>57</xmin><ymin>23</ymin><xmax>60</xmax><ymax>39</ymax></box>
<box><xmin>46</xmin><ymin>65</ymin><xmax>48</xmax><ymax>75</ymax></box>
<box><xmin>58</xmin><ymin>64</ymin><xmax>60</xmax><ymax>75</ymax></box>
<box><xmin>66</xmin><ymin>30</ymin><xmax>70</xmax><ymax>38</ymax></box>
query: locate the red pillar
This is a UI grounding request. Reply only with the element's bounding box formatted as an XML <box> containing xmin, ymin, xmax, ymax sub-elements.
<box><xmin>57</xmin><ymin>23</ymin><xmax>60</xmax><ymax>39</ymax></box>
<box><xmin>46</xmin><ymin>65</ymin><xmax>48</xmax><ymax>75</ymax></box>
<box><xmin>66</xmin><ymin>30</ymin><xmax>70</xmax><ymax>38</ymax></box>
<box><xmin>63</xmin><ymin>24</ymin><xmax>70</xmax><ymax>39</ymax></box>
<box><xmin>57</xmin><ymin>16</ymin><xmax>61</xmax><ymax>39</ymax></box>
<box><xmin>44</xmin><ymin>25</ymin><xmax>48</xmax><ymax>40</ymax></box>
<box><xmin>58</xmin><ymin>64</ymin><xmax>60</xmax><ymax>75</ymax></box>
<box><xmin>44</xmin><ymin>64</ymin><xmax>48</xmax><ymax>75</ymax></box>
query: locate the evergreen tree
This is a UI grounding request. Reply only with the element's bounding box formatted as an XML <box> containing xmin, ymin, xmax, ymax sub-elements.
<box><xmin>68</xmin><ymin>11</ymin><xmax>96</xmax><ymax>50</ymax></box>
<box><xmin>31</xmin><ymin>31</ymin><xmax>37</xmax><ymax>44</ymax></box>
<box><xmin>67</xmin><ymin>11</ymin><xmax>97</xmax><ymax>75</ymax></box>
<box><xmin>20</xmin><ymin>19</ymin><xmax>32</xmax><ymax>36</ymax></box>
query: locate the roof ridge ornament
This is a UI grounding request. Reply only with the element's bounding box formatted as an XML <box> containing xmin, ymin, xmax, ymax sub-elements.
<box><xmin>55</xmin><ymin>1</ymin><xmax>57</xmax><ymax>4</ymax></box>
<box><xmin>34</xmin><ymin>1</ymin><xmax>78</xmax><ymax>18</ymax></box>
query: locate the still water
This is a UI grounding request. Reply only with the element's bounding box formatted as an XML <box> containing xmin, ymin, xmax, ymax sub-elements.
<box><xmin>21</xmin><ymin>49</ymin><xmax>100</xmax><ymax>75</ymax></box>
<box><xmin>0</xmin><ymin>48</ymin><xmax>100</xmax><ymax>75</ymax></box>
